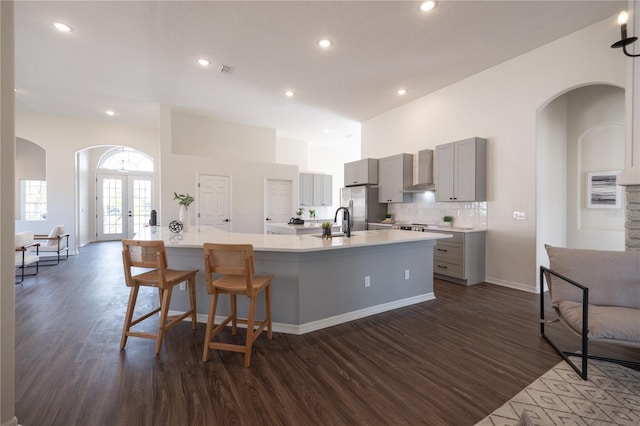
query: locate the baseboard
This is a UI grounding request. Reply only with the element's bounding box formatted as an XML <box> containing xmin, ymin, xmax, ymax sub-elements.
<box><xmin>169</xmin><ymin>292</ymin><xmax>436</xmax><ymax>335</ymax></box>
<box><xmin>295</xmin><ymin>293</ymin><xmax>436</xmax><ymax>334</ymax></box>
<box><xmin>485</xmin><ymin>276</ymin><xmax>537</xmax><ymax>293</ymax></box>
<box><xmin>1</xmin><ymin>416</ymin><xmax>19</xmax><ymax>426</ymax></box>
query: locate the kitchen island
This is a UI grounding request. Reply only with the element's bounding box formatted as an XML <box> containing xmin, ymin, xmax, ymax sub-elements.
<box><xmin>137</xmin><ymin>226</ymin><xmax>450</xmax><ymax>334</ymax></box>
<box><xmin>265</xmin><ymin>221</ymin><xmax>341</xmax><ymax>235</ymax></box>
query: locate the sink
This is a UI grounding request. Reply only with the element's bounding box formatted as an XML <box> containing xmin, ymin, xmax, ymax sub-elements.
<box><xmin>310</xmin><ymin>232</ymin><xmax>356</xmax><ymax>238</ymax></box>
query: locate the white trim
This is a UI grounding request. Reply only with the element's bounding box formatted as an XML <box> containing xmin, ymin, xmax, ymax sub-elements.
<box><xmin>485</xmin><ymin>276</ymin><xmax>536</xmax><ymax>293</ymax></box>
<box><xmin>170</xmin><ymin>292</ymin><xmax>436</xmax><ymax>335</ymax></box>
<box><xmin>1</xmin><ymin>416</ymin><xmax>19</xmax><ymax>426</ymax></box>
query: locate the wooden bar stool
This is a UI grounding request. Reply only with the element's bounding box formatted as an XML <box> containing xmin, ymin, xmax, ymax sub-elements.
<box><xmin>202</xmin><ymin>243</ymin><xmax>273</xmax><ymax>367</ymax></box>
<box><xmin>121</xmin><ymin>239</ymin><xmax>198</xmax><ymax>354</ymax></box>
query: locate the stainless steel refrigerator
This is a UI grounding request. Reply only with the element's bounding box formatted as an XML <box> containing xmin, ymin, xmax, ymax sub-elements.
<box><xmin>339</xmin><ymin>186</ymin><xmax>387</xmax><ymax>231</ymax></box>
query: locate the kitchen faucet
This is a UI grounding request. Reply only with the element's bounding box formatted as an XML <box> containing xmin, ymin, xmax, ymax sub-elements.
<box><xmin>334</xmin><ymin>207</ymin><xmax>351</xmax><ymax>237</ymax></box>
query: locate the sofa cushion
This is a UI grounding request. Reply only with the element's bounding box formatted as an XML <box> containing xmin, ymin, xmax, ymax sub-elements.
<box><xmin>545</xmin><ymin>245</ymin><xmax>640</xmax><ymax>309</ymax></box>
<box><xmin>557</xmin><ymin>300</ymin><xmax>640</xmax><ymax>343</ymax></box>
<box><xmin>15</xmin><ymin>231</ymin><xmax>34</xmax><ymax>249</ymax></box>
<box><xmin>46</xmin><ymin>225</ymin><xmax>65</xmax><ymax>246</ymax></box>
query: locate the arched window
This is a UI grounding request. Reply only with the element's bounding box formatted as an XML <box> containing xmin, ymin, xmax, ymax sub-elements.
<box><xmin>98</xmin><ymin>147</ymin><xmax>153</xmax><ymax>172</ymax></box>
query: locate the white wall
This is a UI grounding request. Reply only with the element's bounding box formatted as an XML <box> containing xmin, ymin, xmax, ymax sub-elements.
<box><xmin>566</xmin><ymin>85</ymin><xmax>625</xmax><ymax>249</ymax></box>
<box><xmin>0</xmin><ymin>3</ymin><xmax>17</xmax><ymax>425</ymax></box>
<box><xmin>536</xmin><ymin>93</ymin><xmax>568</xmax><ymax>278</ymax></box>
<box><xmin>276</xmin><ymin>137</ymin><xmax>308</xmax><ymax>169</ymax></box>
<box><xmin>361</xmin><ymin>17</ymin><xmax>626</xmax><ymax>292</ymax></box>
<box><xmin>15</xmin><ymin>112</ymin><xmax>159</xmax><ymax>252</ymax></box>
<box><xmin>160</xmin><ymin>106</ymin><xmax>299</xmax><ymax>233</ymax></box>
<box><xmin>76</xmin><ymin>148</ymin><xmax>90</xmax><ymax>246</ymax></box>
<box><xmin>171</xmin><ymin>110</ymin><xmax>276</xmax><ymax>163</ymax></box>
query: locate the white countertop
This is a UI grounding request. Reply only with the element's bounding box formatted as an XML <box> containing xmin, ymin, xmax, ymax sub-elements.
<box><xmin>367</xmin><ymin>223</ymin><xmax>486</xmax><ymax>234</ymax></box>
<box><xmin>138</xmin><ymin>226</ymin><xmax>451</xmax><ymax>253</ymax></box>
<box><xmin>266</xmin><ymin>222</ymin><xmax>341</xmax><ymax>231</ymax></box>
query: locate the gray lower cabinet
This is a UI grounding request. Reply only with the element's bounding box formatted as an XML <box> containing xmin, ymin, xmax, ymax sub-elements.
<box><xmin>428</xmin><ymin>229</ymin><xmax>486</xmax><ymax>285</ymax></box>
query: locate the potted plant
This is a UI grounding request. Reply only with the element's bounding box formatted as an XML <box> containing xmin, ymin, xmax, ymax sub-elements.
<box><xmin>382</xmin><ymin>213</ymin><xmax>393</xmax><ymax>224</ymax></box>
<box><xmin>443</xmin><ymin>215</ymin><xmax>453</xmax><ymax>227</ymax></box>
<box><xmin>296</xmin><ymin>207</ymin><xmax>305</xmax><ymax>217</ymax></box>
<box><xmin>321</xmin><ymin>221</ymin><xmax>333</xmax><ymax>239</ymax></box>
<box><xmin>309</xmin><ymin>209</ymin><xmax>316</xmax><ymax>219</ymax></box>
<box><xmin>174</xmin><ymin>192</ymin><xmax>195</xmax><ymax>231</ymax></box>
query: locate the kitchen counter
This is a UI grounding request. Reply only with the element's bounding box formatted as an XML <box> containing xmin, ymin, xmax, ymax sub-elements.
<box><xmin>265</xmin><ymin>222</ymin><xmax>341</xmax><ymax>235</ymax></box>
<box><xmin>137</xmin><ymin>226</ymin><xmax>449</xmax><ymax>334</ymax></box>
<box><xmin>367</xmin><ymin>223</ymin><xmax>487</xmax><ymax>233</ymax></box>
<box><xmin>140</xmin><ymin>225</ymin><xmax>449</xmax><ymax>252</ymax></box>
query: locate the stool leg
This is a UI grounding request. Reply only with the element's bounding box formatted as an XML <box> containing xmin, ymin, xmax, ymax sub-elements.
<box><xmin>244</xmin><ymin>295</ymin><xmax>257</xmax><ymax>368</ymax></box>
<box><xmin>155</xmin><ymin>287</ymin><xmax>173</xmax><ymax>355</ymax></box>
<box><xmin>266</xmin><ymin>284</ymin><xmax>272</xmax><ymax>340</ymax></box>
<box><xmin>188</xmin><ymin>276</ymin><xmax>197</xmax><ymax>330</ymax></box>
<box><xmin>230</xmin><ymin>294</ymin><xmax>237</xmax><ymax>335</ymax></box>
<box><xmin>202</xmin><ymin>291</ymin><xmax>219</xmax><ymax>362</ymax></box>
<box><xmin>121</xmin><ymin>286</ymin><xmax>139</xmax><ymax>349</ymax></box>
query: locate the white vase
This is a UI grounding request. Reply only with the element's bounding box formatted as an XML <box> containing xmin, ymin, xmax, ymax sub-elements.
<box><xmin>179</xmin><ymin>205</ymin><xmax>190</xmax><ymax>232</ymax></box>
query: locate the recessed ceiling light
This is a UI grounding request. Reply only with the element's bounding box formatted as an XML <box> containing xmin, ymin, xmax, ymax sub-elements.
<box><xmin>397</xmin><ymin>88</ymin><xmax>408</xmax><ymax>95</ymax></box>
<box><xmin>284</xmin><ymin>90</ymin><xmax>295</xmax><ymax>97</ymax></box>
<box><xmin>197</xmin><ymin>58</ymin><xmax>211</xmax><ymax>67</ymax></box>
<box><xmin>52</xmin><ymin>22</ymin><xmax>72</xmax><ymax>33</ymax></box>
<box><xmin>318</xmin><ymin>39</ymin><xmax>332</xmax><ymax>49</ymax></box>
<box><xmin>419</xmin><ymin>1</ymin><xmax>436</xmax><ymax>12</ymax></box>
<box><xmin>105</xmin><ymin>110</ymin><xmax>116</xmax><ymax>116</ymax></box>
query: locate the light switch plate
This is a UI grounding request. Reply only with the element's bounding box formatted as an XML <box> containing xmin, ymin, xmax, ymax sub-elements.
<box><xmin>513</xmin><ymin>211</ymin><xmax>527</xmax><ymax>220</ymax></box>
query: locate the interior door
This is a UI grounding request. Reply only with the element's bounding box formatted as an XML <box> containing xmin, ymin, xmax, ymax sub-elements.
<box><xmin>265</xmin><ymin>179</ymin><xmax>292</xmax><ymax>232</ymax></box>
<box><xmin>96</xmin><ymin>175</ymin><xmax>152</xmax><ymax>240</ymax></box>
<box><xmin>198</xmin><ymin>174</ymin><xmax>231</xmax><ymax>231</ymax></box>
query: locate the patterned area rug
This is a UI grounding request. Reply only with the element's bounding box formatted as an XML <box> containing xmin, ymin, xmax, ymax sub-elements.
<box><xmin>476</xmin><ymin>357</ymin><xmax>640</xmax><ymax>425</ymax></box>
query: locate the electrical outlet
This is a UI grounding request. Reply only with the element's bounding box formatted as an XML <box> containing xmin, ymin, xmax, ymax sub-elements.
<box><xmin>364</xmin><ymin>276</ymin><xmax>371</xmax><ymax>288</ymax></box>
<box><xmin>513</xmin><ymin>211</ymin><xmax>527</xmax><ymax>220</ymax></box>
<box><xmin>404</xmin><ymin>269</ymin><xmax>410</xmax><ymax>280</ymax></box>
<box><xmin>180</xmin><ymin>282</ymin><xmax>186</xmax><ymax>290</ymax></box>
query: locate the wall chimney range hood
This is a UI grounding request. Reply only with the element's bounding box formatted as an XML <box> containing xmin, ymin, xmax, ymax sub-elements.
<box><xmin>403</xmin><ymin>149</ymin><xmax>436</xmax><ymax>192</ymax></box>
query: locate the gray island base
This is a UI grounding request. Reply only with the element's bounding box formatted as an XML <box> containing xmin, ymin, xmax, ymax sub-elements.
<box><xmin>138</xmin><ymin>226</ymin><xmax>449</xmax><ymax>334</ymax></box>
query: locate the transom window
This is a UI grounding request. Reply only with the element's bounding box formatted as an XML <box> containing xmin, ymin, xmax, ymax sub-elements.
<box><xmin>98</xmin><ymin>147</ymin><xmax>153</xmax><ymax>172</ymax></box>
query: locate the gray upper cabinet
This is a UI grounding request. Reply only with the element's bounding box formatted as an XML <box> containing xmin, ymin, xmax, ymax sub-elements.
<box><xmin>299</xmin><ymin>173</ymin><xmax>314</xmax><ymax>206</ymax></box>
<box><xmin>436</xmin><ymin>137</ymin><xmax>487</xmax><ymax>202</ymax></box>
<box><xmin>300</xmin><ymin>173</ymin><xmax>332</xmax><ymax>207</ymax></box>
<box><xmin>344</xmin><ymin>158</ymin><xmax>378</xmax><ymax>186</ymax></box>
<box><xmin>313</xmin><ymin>174</ymin><xmax>333</xmax><ymax>206</ymax></box>
<box><xmin>378</xmin><ymin>153</ymin><xmax>413</xmax><ymax>203</ymax></box>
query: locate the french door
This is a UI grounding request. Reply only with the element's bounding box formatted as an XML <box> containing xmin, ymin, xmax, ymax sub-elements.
<box><xmin>96</xmin><ymin>175</ymin><xmax>152</xmax><ymax>240</ymax></box>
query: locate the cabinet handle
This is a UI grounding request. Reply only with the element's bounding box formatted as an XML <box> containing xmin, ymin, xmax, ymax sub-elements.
<box><xmin>437</xmin><ymin>248</ymin><xmax>448</xmax><ymax>252</ymax></box>
<box><xmin>436</xmin><ymin>265</ymin><xmax>448</xmax><ymax>269</ymax></box>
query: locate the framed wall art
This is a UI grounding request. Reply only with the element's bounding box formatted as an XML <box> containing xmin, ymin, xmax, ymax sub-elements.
<box><xmin>587</xmin><ymin>170</ymin><xmax>622</xmax><ymax>209</ymax></box>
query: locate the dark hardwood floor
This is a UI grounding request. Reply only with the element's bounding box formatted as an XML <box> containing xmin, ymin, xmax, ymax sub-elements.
<box><xmin>15</xmin><ymin>241</ymin><xmax>638</xmax><ymax>425</ymax></box>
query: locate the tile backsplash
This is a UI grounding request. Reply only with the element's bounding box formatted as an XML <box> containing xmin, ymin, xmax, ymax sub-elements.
<box><xmin>386</xmin><ymin>192</ymin><xmax>487</xmax><ymax>229</ymax></box>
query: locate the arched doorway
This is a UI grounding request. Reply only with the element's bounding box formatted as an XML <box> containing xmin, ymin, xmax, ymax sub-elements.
<box><xmin>76</xmin><ymin>146</ymin><xmax>155</xmax><ymax>244</ymax></box>
<box><xmin>536</xmin><ymin>84</ymin><xmax>625</xmax><ymax>289</ymax></box>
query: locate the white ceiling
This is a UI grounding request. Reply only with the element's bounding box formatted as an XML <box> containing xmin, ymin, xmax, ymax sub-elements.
<box><xmin>14</xmin><ymin>1</ymin><xmax>625</xmax><ymax>144</ymax></box>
